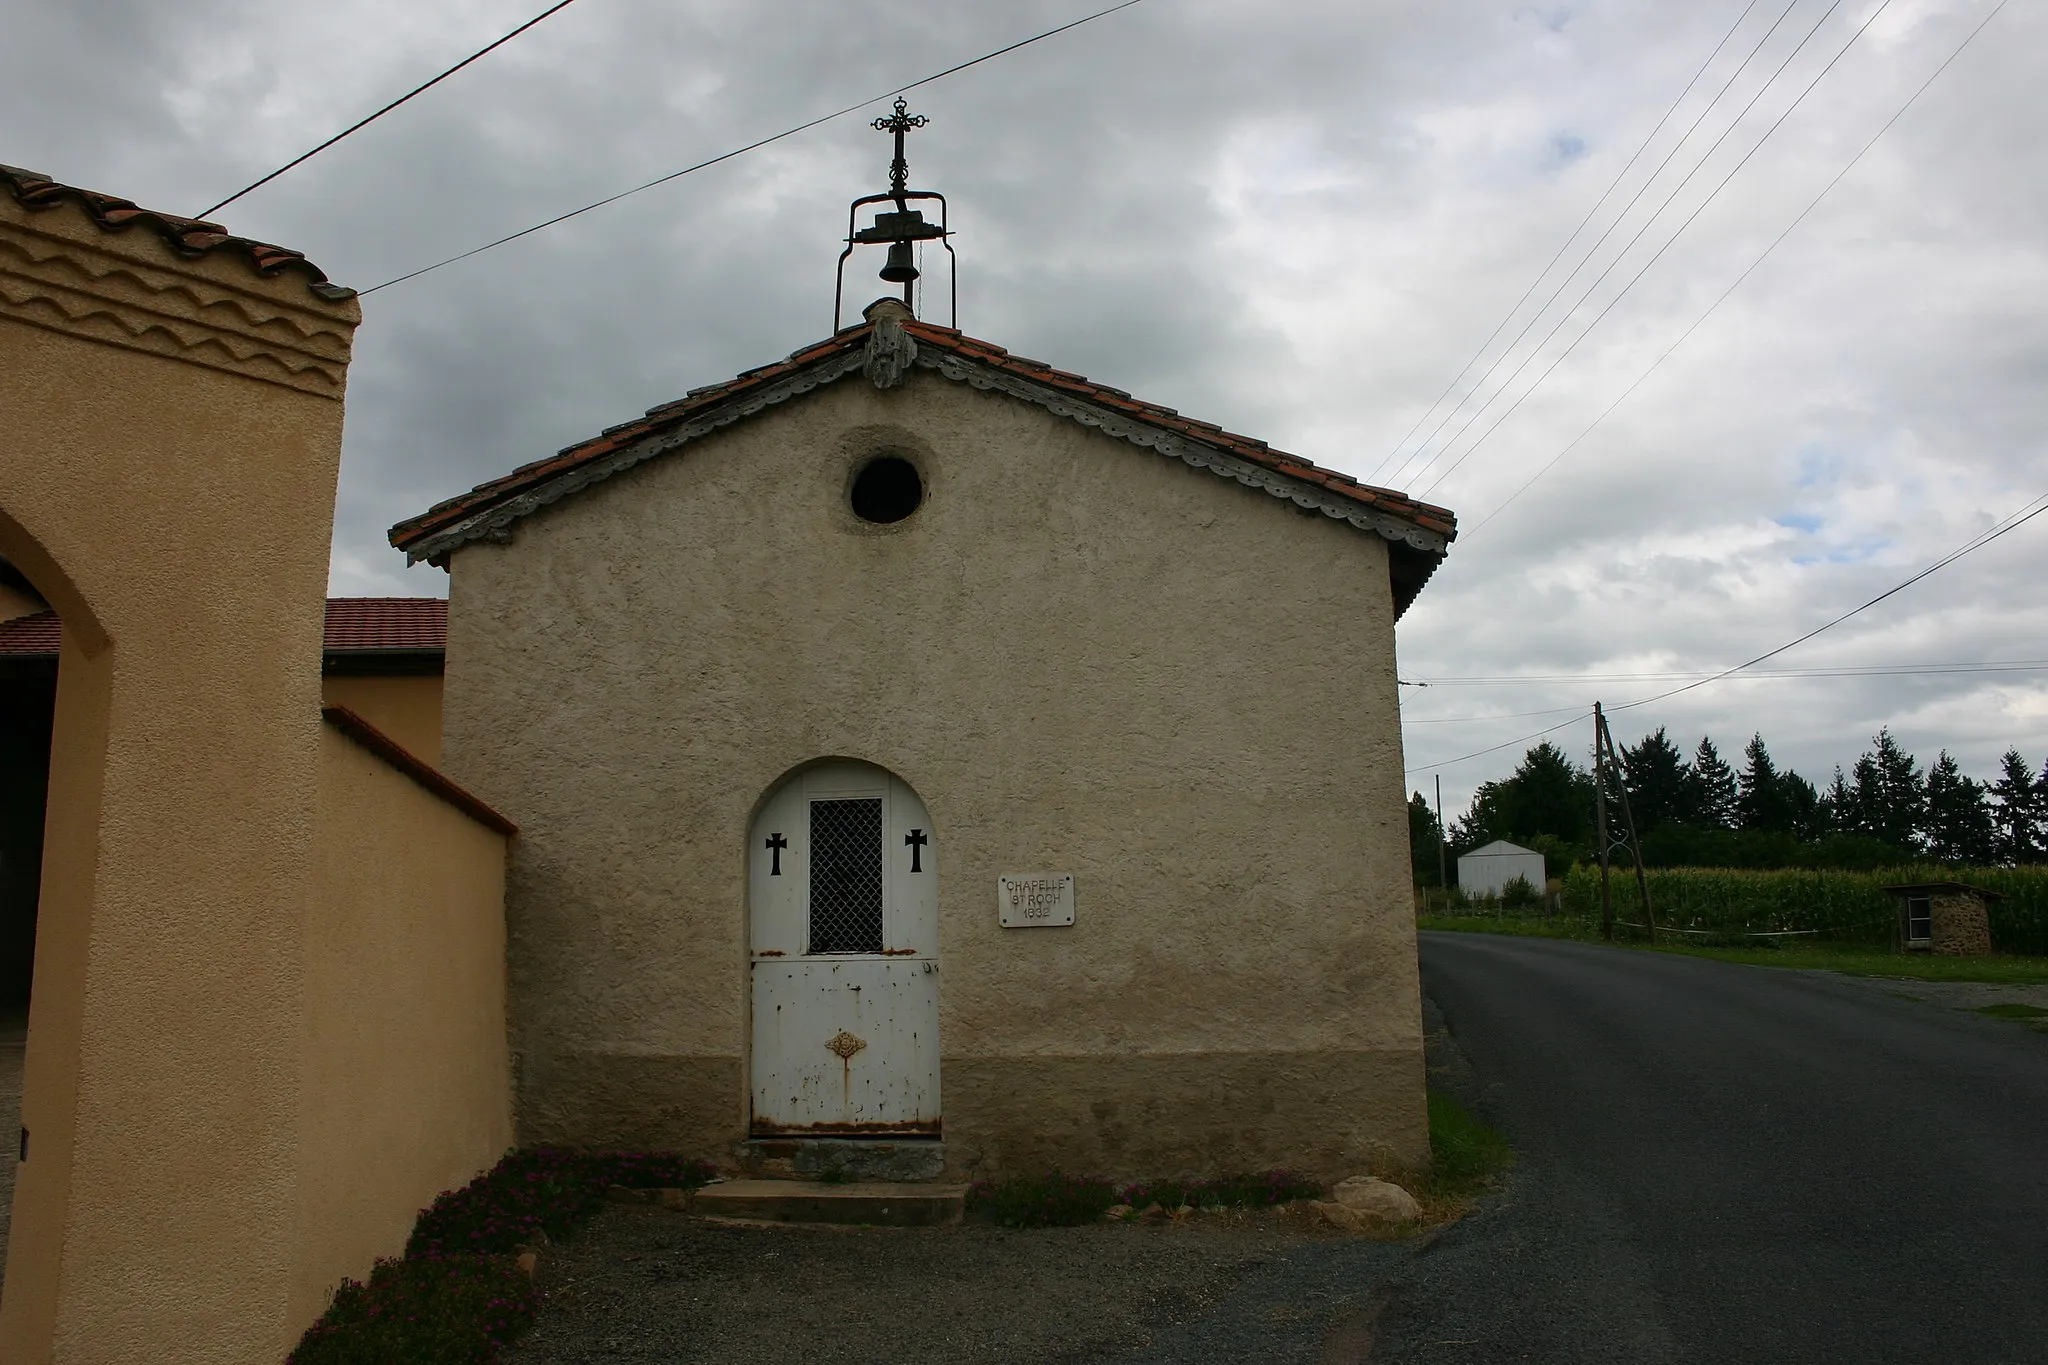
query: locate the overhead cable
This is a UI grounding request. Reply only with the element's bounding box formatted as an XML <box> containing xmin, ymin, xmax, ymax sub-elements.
<box><xmin>1404</xmin><ymin>488</ymin><xmax>2048</xmax><ymax>774</ymax></box>
<box><xmin>1407</xmin><ymin>659</ymin><xmax>2048</xmax><ymax>689</ymax></box>
<box><xmin>1606</xmin><ymin>492</ymin><xmax>2048</xmax><ymax>717</ymax></box>
<box><xmin>1409</xmin><ymin>0</ymin><xmax>1900</xmax><ymax>501</ymax></box>
<box><xmin>1378</xmin><ymin>0</ymin><xmax>1801</xmax><ymax>489</ymax></box>
<box><xmin>1363</xmin><ymin>0</ymin><xmax>1767</xmax><ymax>486</ymax></box>
<box><xmin>198</xmin><ymin>0</ymin><xmax>588</xmax><ymax>219</ymax></box>
<box><xmin>1458</xmin><ymin>0</ymin><xmax>2013</xmax><ymax>540</ymax></box>
<box><xmin>359</xmin><ymin>0</ymin><xmax>1147</xmax><ymax>295</ymax></box>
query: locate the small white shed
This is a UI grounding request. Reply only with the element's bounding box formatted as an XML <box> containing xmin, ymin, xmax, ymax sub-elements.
<box><xmin>1457</xmin><ymin>840</ymin><xmax>1546</xmax><ymax>899</ymax></box>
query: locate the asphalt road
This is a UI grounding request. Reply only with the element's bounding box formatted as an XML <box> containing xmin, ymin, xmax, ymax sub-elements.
<box><xmin>1389</xmin><ymin>933</ymin><xmax>2048</xmax><ymax>1364</ymax></box>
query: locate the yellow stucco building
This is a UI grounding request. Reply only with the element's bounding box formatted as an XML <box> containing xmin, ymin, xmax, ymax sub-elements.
<box><xmin>392</xmin><ymin>296</ymin><xmax>1456</xmax><ymax>1183</ymax></box>
<box><xmin>1</xmin><ymin>137</ymin><xmax>1456</xmax><ymax>1360</ymax></box>
<box><xmin>1</xmin><ymin>164</ymin><xmax>510</xmax><ymax>1364</ymax></box>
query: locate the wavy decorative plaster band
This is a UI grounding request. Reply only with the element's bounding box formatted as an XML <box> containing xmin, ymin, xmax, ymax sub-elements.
<box><xmin>0</xmin><ymin>232</ymin><xmax>354</xmax><ymax>354</ymax></box>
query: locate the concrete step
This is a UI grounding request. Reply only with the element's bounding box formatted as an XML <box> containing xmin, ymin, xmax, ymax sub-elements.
<box><xmin>735</xmin><ymin>1137</ymin><xmax>946</xmax><ymax>1183</ymax></box>
<box><xmin>691</xmin><ymin>1179</ymin><xmax>966</xmax><ymax>1227</ymax></box>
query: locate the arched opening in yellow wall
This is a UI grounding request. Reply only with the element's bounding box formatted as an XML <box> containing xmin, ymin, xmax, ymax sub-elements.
<box><xmin>0</xmin><ymin>505</ymin><xmax>106</xmax><ymax>1312</ymax></box>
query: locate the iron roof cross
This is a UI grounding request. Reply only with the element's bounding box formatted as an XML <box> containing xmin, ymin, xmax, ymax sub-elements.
<box><xmin>872</xmin><ymin>96</ymin><xmax>928</xmax><ymax>199</ymax></box>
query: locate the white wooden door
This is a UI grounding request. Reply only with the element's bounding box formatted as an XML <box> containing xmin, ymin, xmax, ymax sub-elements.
<box><xmin>749</xmin><ymin>761</ymin><xmax>939</xmax><ymax>1135</ymax></box>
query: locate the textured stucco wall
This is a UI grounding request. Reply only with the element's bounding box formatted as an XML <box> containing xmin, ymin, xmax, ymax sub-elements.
<box><xmin>294</xmin><ymin>723</ymin><xmax>510</xmax><ymax>1325</ymax></box>
<box><xmin>320</xmin><ymin>673</ymin><xmax>444</xmax><ymax>765</ymax></box>
<box><xmin>442</xmin><ymin>364</ymin><xmax>1426</xmax><ymax>1180</ymax></box>
<box><xmin>0</xmin><ymin>192</ymin><xmax>359</xmax><ymax>1363</ymax></box>
<box><xmin>0</xmin><ymin>583</ymin><xmax>42</xmax><ymax>622</ymax></box>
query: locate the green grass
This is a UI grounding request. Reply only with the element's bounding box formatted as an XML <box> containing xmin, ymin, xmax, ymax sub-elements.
<box><xmin>1422</xmin><ymin>1092</ymin><xmax>1512</xmax><ymax>1200</ymax></box>
<box><xmin>1638</xmin><ymin>942</ymin><xmax>2048</xmax><ymax>984</ymax></box>
<box><xmin>1975</xmin><ymin>1002</ymin><xmax>2048</xmax><ymax>1018</ymax></box>
<box><xmin>1421</xmin><ymin>915</ymin><xmax>2048</xmax><ymax>984</ymax></box>
<box><xmin>1416</xmin><ymin>914</ymin><xmax>1588</xmax><ymax>939</ymax></box>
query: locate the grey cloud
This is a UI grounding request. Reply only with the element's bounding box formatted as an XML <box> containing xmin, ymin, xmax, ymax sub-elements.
<box><xmin>6</xmin><ymin>0</ymin><xmax>2042</xmax><ymax>807</ymax></box>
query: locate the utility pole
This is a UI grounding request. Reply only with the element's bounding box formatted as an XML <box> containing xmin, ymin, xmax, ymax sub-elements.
<box><xmin>1594</xmin><ymin>703</ymin><xmax>1615</xmax><ymax>941</ymax></box>
<box><xmin>1435</xmin><ymin>774</ymin><xmax>1448</xmax><ymax>908</ymax></box>
<box><xmin>1593</xmin><ymin>701</ymin><xmax>1656</xmax><ymax>944</ymax></box>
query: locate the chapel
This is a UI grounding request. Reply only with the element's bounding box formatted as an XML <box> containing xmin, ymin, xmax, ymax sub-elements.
<box><xmin>388</xmin><ymin>106</ymin><xmax>1456</xmax><ymax>1182</ymax></box>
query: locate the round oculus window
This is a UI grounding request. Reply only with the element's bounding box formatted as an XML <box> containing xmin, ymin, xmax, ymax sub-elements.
<box><xmin>850</xmin><ymin>455</ymin><xmax>923</xmax><ymax>524</ymax></box>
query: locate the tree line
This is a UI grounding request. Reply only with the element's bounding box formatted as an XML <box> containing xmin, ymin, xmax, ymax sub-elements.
<box><xmin>1410</xmin><ymin>728</ymin><xmax>2048</xmax><ymax>883</ymax></box>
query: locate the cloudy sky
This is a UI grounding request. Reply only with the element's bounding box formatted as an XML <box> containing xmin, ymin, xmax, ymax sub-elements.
<box><xmin>6</xmin><ymin>0</ymin><xmax>2042</xmax><ymax>810</ymax></box>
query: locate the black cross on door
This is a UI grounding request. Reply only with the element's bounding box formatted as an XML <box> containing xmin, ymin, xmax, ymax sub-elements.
<box><xmin>904</xmin><ymin>828</ymin><xmax>927</xmax><ymax>873</ymax></box>
<box><xmin>765</xmin><ymin>832</ymin><xmax>787</xmax><ymax>876</ymax></box>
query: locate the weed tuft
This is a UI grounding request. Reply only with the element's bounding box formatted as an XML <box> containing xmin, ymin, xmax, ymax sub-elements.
<box><xmin>1423</xmin><ymin>1092</ymin><xmax>1512</xmax><ymax>1201</ymax></box>
<box><xmin>967</xmin><ymin>1171</ymin><xmax>1120</xmax><ymax>1227</ymax></box>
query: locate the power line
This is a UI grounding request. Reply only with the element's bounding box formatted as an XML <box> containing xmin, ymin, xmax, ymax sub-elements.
<box><xmin>1402</xmin><ymin>659</ymin><xmax>2048</xmax><ymax>727</ymax></box>
<box><xmin>1404</xmin><ymin>713</ymin><xmax>1588</xmax><ymax>778</ymax></box>
<box><xmin>1608</xmin><ymin>492</ymin><xmax>2048</xmax><ymax>716</ymax></box>
<box><xmin>198</xmin><ymin>0</ymin><xmax>587</xmax><ymax>219</ymax></box>
<box><xmin>359</xmin><ymin>0</ymin><xmax>1147</xmax><ymax>295</ymax></box>
<box><xmin>1404</xmin><ymin>488</ymin><xmax>2048</xmax><ymax>774</ymax></box>
<box><xmin>1409</xmin><ymin>0</ymin><xmax>1887</xmax><ymax>500</ymax></box>
<box><xmin>1379</xmin><ymin>0</ymin><xmax>1801</xmax><ymax>490</ymax></box>
<box><xmin>1363</xmin><ymin>0</ymin><xmax>1766</xmax><ymax>486</ymax></box>
<box><xmin>1458</xmin><ymin>0</ymin><xmax>2012</xmax><ymax>541</ymax></box>
<box><xmin>1409</xmin><ymin>0</ymin><xmax>1884</xmax><ymax>499</ymax></box>
<box><xmin>1407</xmin><ymin>661</ymin><xmax>2048</xmax><ymax>689</ymax></box>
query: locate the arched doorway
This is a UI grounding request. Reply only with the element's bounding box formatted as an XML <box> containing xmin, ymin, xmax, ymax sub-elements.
<box><xmin>748</xmin><ymin>761</ymin><xmax>938</xmax><ymax>1136</ymax></box>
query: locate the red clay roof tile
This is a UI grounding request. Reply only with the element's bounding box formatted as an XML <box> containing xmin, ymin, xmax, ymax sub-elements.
<box><xmin>0</xmin><ymin>600</ymin><xmax>445</xmax><ymax>659</ymax></box>
<box><xmin>0</xmin><ymin>612</ymin><xmax>60</xmax><ymax>656</ymax></box>
<box><xmin>390</xmin><ymin>315</ymin><xmax>1457</xmax><ymax>583</ymax></box>
<box><xmin>323</xmin><ymin>598</ymin><xmax>447</xmax><ymax>652</ymax></box>
<box><xmin>1</xmin><ymin>164</ymin><xmax>353</xmax><ymax>301</ymax></box>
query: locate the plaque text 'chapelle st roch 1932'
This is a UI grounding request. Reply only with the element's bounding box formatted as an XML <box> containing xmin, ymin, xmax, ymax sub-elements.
<box><xmin>998</xmin><ymin>874</ymin><xmax>1075</xmax><ymax>927</ymax></box>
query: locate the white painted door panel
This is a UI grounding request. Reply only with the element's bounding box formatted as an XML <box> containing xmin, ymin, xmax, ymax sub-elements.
<box><xmin>749</xmin><ymin>958</ymin><xmax>940</xmax><ymax>1134</ymax></box>
<box><xmin>749</xmin><ymin>761</ymin><xmax>939</xmax><ymax>1134</ymax></box>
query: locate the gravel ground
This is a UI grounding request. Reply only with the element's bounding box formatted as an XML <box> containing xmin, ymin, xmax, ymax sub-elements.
<box><xmin>504</xmin><ymin>1000</ymin><xmax>1486</xmax><ymax>1364</ymax></box>
<box><xmin>502</xmin><ymin>1207</ymin><xmax>1420</xmax><ymax>1364</ymax></box>
<box><xmin>1811</xmin><ymin>971</ymin><xmax>2048</xmax><ymax>1016</ymax></box>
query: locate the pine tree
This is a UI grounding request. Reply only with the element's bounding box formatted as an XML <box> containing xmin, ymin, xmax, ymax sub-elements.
<box><xmin>1458</xmin><ymin>742</ymin><xmax>1595</xmax><ymax>848</ymax></box>
<box><xmin>1990</xmin><ymin>751</ymin><xmax>2039</xmax><ymax>864</ymax></box>
<box><xmin>1736</xmin><ymin>733</ymin><xmax>1794</xmax><ymax>833</ymax></box>
<box><xmin>1923</xmin><ymin>751</ymin><xmax>1994</xmax><ymax>865</ymax></box>
<box><xmin>1782</xmin><ymin>770</ymin><xmax>1824</xmax><ymax>840</ymax></box>
<box><xmin>1853</xmin><ymin>729</ymin><xmax>1924</xmax><ymax>851</ymax></box>
<box><xmin>1685</xmin><ymin>737</ymin><xmax>1739</xmax><ymax>830</ymax></box>
<box><xmin>1822</xmin><ymin>766</ymin><xmax>1855</xmax><ymax>836</ymax></box>
<box><xmin>1409</xmin><ymin>792</ymin><xmax>1444</xmax><ymax>885</ymax></box>
<box><xmin>1620</xmin><ymin>727</ymin><xmax>1690</xmax><ymax>832</ymax></box>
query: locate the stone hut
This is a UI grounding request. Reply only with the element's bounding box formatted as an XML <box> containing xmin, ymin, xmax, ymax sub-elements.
<box><xmin>1885</xmin><ymin>881</ymin><xmax>2000</xmax><ymax>956</ymax></box>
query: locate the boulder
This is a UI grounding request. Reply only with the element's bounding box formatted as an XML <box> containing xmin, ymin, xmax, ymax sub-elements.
<box><xmin>1330</xmin><ymin>1176</ymin><xmax>1421</xmax><ymax>1224</ymax></box>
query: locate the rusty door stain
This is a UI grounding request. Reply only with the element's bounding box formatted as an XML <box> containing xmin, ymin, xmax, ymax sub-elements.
<box><xmin>749</xmin><ymin>760</ymin><xmax>939</xmax><ymax>1135</ymax></box>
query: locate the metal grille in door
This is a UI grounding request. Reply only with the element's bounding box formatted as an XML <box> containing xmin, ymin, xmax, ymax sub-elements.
<box><xmin>809</xmin><ymin>797</ymin><xmax>883</xmax><ymax>953</ymax></box>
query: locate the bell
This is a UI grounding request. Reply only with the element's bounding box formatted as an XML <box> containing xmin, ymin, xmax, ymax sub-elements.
<box><xmin>879</xmin><ymin>240</ymin><xmax>920</xmax><ymax>284</ymax></box>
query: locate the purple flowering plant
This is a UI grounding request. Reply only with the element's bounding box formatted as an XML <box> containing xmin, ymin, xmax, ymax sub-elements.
<box><xmin>293</xmin><ymin>1148</ymin><xmax>718</xmax><ymax>1362</ymax></box>
<box><xmin>285</xmin><ymin>1253</ymin><xmax>534</xmax><ymax>1365</ymax></box>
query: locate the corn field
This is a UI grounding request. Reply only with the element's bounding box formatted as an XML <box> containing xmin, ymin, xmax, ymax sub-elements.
<box><xmin>1556</xmin><ymin>864</ymin><xmax>2048</xmax><ymax>955</ymax></box>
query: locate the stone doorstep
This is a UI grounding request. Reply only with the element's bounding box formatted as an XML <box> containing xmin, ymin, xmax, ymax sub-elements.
<box><xmin>691</xmin><ymin>1180</ymin><xmax>967</xmax><ymax>1227</ymax></box>
<box><xmin>735</xmin><ymin>1137</ymin><xmax>947</xmax><ymax>1184</ymax></box>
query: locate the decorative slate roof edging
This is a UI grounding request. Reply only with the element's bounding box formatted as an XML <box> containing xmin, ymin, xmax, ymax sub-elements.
<box><xmin>391</xmin><ymin>301</ymin><xmax>1458</xmax><ymax>614</ymax></box>
<box><xmin>1</xmin><ymin>164</ymin><xmax>354</xmax><ymax>302</ymax></box>
<box><xmin>322</xmin><ymin>705</ymin><xmax>516</xmax><ymax>836</ymax></box>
